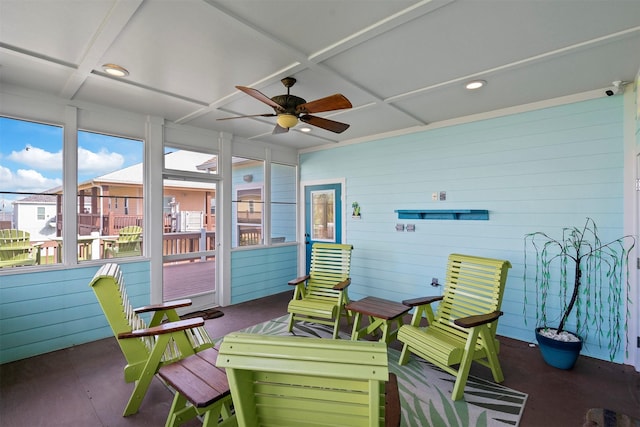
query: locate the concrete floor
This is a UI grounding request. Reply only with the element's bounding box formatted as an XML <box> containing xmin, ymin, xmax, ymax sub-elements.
<box><xmin>1</xmin><ymin>291</ymin><xmax>638</xmax><ymax>426</ymax></box>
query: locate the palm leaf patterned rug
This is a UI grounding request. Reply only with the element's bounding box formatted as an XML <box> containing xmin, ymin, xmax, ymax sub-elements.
<box><xmin>220</xmin><ymin>315</ymin><xmax>527</xmax><ymax>427</ymax></box>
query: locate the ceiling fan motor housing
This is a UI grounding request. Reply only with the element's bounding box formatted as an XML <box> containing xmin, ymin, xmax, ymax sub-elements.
<box><xmin>271</xmin><ymin>94</ymin><xmax>307</xmax><ymax>115</ymax></box>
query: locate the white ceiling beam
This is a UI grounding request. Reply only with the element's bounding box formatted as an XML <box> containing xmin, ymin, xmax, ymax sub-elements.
<box><xmin>59</xmin><ymin>0</ymin><xmax>144</xmax><ymax>100</ymax></box>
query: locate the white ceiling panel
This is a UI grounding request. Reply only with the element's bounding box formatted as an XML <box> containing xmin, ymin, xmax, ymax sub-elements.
<box><xmin>207</xmin><ymin>0</ymin><xmax>420</xmax><ymax>56</ymax></box>
<box><xmin>74</xmin><ymin>74</ymin><xmax>208</xmax><ymax>122</ymax></box>
<box><xmin>1</xmin><ymin>0</ymin><xmax>639</xmax><ymax>150</ymax></box>
<box><xmin>324</xmin><ymin>0</ymin><xmax>640</xmax><ymax>99</ymax></box>
<box><xmin>0</xmin><ymin>52</ymin><xmax>74</xmax><ymax>95</ymax></box>
<box><xmin>99</xmin><ymin>0</ymin><xmax>299</xmax><ymax>103</ymax></box>
<box><xmin>0</xmin><ymin>0</ymin><xmax>116</xmax><ymax>64</ymax></box>
<box><xmin>394</xmin><ymin>33</ymin><xmax>640</xmax><ymax>124</ymax></box>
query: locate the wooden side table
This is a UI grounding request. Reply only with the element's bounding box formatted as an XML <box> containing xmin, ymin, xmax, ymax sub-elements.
<box><xmin>158</xmin><ymin>347</ymin><xmax>235</xmax><ymax>427</ymax></box>
<box><xmin>346</xmin><ymin>296</ymin><xmax>411</xmax><ymax>344</ymax></box>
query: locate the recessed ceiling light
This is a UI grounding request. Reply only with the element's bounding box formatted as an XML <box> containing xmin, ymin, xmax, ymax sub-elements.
<box><xmin>300</xmin><ymin>127</ymin><xmax>312</xmax><ymax>133</ymax></box>
<box><xmin>465</xmin><ymin>80</ymin><xmax>486</xmax><ymax>90</ymax></box>
<box><xmin>102</xmin><ymin>63</ymin><xmax>129</xmax><ymax>77</ymax></box>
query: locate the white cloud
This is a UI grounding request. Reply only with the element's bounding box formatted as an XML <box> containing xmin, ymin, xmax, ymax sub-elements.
<box><xmin>78</xmin><ymin>147</ymin><xmax>124</xmax><ymax>173</ymax></box>
<box><xmin>8</xmin><ymin>146</ymin><xmax>62</xmax><ymax>171</ymax></box>
<box><xmin>6</xmin><ymin>145</ymin><xmax>125</xmax><ymax>175</ymax></box>
<box><xmin>0</xmin><ymin>164</ymin><xmax>61</xmax><ymax>193</ymax></box>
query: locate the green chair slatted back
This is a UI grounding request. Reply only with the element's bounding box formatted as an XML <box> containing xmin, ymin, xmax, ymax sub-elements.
<box><xmin>217</xmin><ymin>333</ymin><xmax>394</xmax><ymax>427</ymax></box>
<box><xmin>108</xmin><ymin>225</ymin><xmax>142</xmax><ymax>258</ymax></box>
<box><xmin>287</xmin><ymin>243</ymin><xmax>353</xmax><ymax>339</ymax></box>
<box><xmin>0</xmin><ymin>229</ymin><xmax>40</xmax><ymax>268</ymax></box>
<box><xmin>398</xmin><ymin>253</ymin><xmax>511</xmax><ymax>401</ymax></box>
<box><xmin>89</xmin><ymin>263</ymin><xmax>213</xmax><ymax>416</ymax></box>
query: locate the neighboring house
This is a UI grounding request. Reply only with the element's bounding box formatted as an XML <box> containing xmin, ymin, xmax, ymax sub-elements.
<box><xmin>45</xmin><ymin>150</ymin><xmax>220</xmax><ymax>235</ymax></box>
<box><xmin>76</xmin><ymin>151</ymin><xmax>265</xmax><ymax>242</ymax></box>
<box><xmin>12</xmin><ymin>194</ymin><xmax>57</xmax><ymax>241</ymax></box>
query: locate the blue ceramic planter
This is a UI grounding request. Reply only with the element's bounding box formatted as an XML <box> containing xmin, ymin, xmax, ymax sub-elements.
<box><xmin>535</xmin><ymin>327</ymin><xmax>583</xmax><ymax>370</ymax></box>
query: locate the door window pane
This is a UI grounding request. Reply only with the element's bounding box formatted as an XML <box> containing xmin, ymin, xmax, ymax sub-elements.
<box><xmin>271</xmin><ymin>163</ymin><xmax>296</xmax><ymax>243</ymax></box>
<box><xmin>162</xmin><ymin>148</ymin><xmax>217</xmax><ymax>302</ymax></box>
<box><xmin>311</xmin><ymin>189</ymin><xmax>335</xmax><ymax>241</ymax></box>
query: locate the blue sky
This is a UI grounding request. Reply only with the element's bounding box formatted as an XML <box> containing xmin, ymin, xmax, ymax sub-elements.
<box><xmin>0</xmin><ymin>116</ymin><xmax>142</xmax><ymax>211</ymax></box>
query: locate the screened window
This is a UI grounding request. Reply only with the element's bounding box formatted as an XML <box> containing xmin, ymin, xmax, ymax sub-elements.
<box><xmin>232</xmin><ymin>157</ymin><xmax>264</xmax><ymax>247</ymax></box>
<box><xmin>0</xmin><ymin>116</ymin><xmax>63</xmax><ymax>268</ymax></box>
<box><xmin>77</xmin><ymin>130</ymin><xmax>144</xmax><ymax>262</ymax></box>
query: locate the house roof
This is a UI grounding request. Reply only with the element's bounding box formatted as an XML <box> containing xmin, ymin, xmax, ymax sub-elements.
<box><xmin>90</xmin><ymin>150</ymin><xmax>217</xmax><ymax>189</ymax></box>
<box><xmin>1</xmin><ymin>1</ymin><xmax>638</xmax><ymax>151</ymax></box>
<box><xmin>13</xmin><ymin>194</ymin><xmax>57</xmax><ymax>205</ymax></box>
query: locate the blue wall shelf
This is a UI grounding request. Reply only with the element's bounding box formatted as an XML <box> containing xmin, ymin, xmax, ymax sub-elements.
<box><xmin>395</xmin><ymin>209</ymin><xmax>489</xmax><ymax>220</ymax></box>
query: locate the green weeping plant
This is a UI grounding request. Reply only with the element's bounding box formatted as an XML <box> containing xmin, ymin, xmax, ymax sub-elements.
<box><xmin>524</xmin><ymin>218</ymin><xmax>635</xmax><ymax>361</ymax></box>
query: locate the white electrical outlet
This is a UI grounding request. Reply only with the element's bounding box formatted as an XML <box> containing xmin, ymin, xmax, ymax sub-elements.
<box><xmin>432</xmin><ymin>192</ymin><xmax>438</xmax><ymax>201</ymax></box>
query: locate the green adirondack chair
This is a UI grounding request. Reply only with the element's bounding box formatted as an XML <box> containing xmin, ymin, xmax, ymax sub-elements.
<box><xmin>287</xmin><ymin>243</ymin><xmax>353</xmax><ymax>339</ymax></box>
<box><xmin>105</xmin><ymin>225</ymin><xmax>142</xmax><ymax>258</ymax></box>
<box><xmin>89</xmin><ymin>263</ymin><xmax>213</xmax><ymax>416</ymax></box>
<box><xmin>0</xmin><ymin>229</ymin><xmax>41</xmax><ymax>268</ymax></box>
<box><xmin>397</xmin><ymin>253</ymin><xmax>512</xmax><ymax>401</ymax></box>
<box><xmin>217</xmin><ymin>333</ymin><xmax>400</xmax><ymax>427</ymax></box>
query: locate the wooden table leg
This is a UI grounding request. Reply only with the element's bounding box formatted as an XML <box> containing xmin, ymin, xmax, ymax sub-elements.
<box><xmin>351</xmin><ymin>314</ymin><xmax>390</xmax><ymax>343</ymax></box>
<box><xmin>350</xmin><ymin>312</ymin><xmax>363</xmax><ymax>340</ymax></box>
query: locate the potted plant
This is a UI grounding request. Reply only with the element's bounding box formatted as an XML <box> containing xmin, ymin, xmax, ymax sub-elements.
<box><xmin>523</xmin><ymin>218</ymin><xmax>635</xmax><ymax>369</ymax></box>
<box><xmin>351</xmin><ymin>201</ymin><xmax>361</xmax><ymax>218</ymax></box>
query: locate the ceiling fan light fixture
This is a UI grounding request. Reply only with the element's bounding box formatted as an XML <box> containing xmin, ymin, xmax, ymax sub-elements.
<box><xmin>465</xmin><ymin>79</ymin><xmax>486</xmax><ymax>90</ymax></box>
<box><xmin>102</xmin><ymin>63</ymin><xmax>129</xmax><ymax>77</ymax></box>
<box><xmin>277</xmin><ymin>114</ymin><xmax>298</xmax><ymax>129</ymax></box>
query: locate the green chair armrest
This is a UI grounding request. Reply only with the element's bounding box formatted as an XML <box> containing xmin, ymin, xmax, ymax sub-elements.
<box><xmin>403</xmin><ymin>295</ymin><xmax>443</xmax><ymax>307</ymax></box>
<box><xmin>134</xmin><ymin>299</ymin><xmax>193</xmax><ymax>314</ymax></box>
<box><xmin>117</xmin><ymin>317</ymin><xmax>205</xmax><ymax>339</ymax></box>
<box><xmin>403</xmin><ymin>295</ymin><xmax>443</xmax><ymax>326</ymax></box>
<box><xmin>288</xmin><ymin>275</ymin><xmax>310</xmax><ymax>285</ymax></box>
<box><xmin>332</xmin><ymin>278</ymin><xmax>351</xmax><ymax>290</ymax></box>
<box><xmin>454</xmin><ymin>311</ymin><xmax>503</xmax><ymax>328</ymax></box>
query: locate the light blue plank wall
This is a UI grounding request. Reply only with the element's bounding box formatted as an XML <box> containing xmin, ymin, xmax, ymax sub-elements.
<box><xmin>301</xmin><ymin>96</ymin><xmax>627</xmax><ymax>361</ymax></box>
<box><xmin>0</xmin><ymin>261</ymin><xmax>150</xmax><ymax>364</ymax></box>
<box><xmin>231</xmin><ymin>245</ymin><xmax>297</xmax><ymax>304</ymax></box>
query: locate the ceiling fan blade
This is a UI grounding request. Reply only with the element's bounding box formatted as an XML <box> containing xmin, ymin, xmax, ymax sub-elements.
<box><xmin>272</xmin><ymin>123</ymin><xmax>289</xmax><ymax>134</ymax></box>
<box><xmin>236</xmin><ymin>86</ymin><xmax>284</xmax><ymax>111</ymax></box>
<box><xmin>217</xmin><ymin>113</ymin><xmax>276</xmax><ymax>121</ymax></box>
<box><xmin>300</xmin><ymin>115</ymin><xmax>350</xmax><ymax>133</ymax></box>
<box><xmin>296</xmin><ymin>94</ymin><xmax>352</xmax><ymax>114</ymax></box>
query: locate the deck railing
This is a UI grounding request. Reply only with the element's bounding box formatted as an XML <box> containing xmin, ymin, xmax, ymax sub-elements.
<box><xmin>23</xmin><ymin>231</ymin><xmax>216</xmax><ymax>266</ymax></box>
<box><xmin>52</xmin><ymin>213</ymin><xmax>145</xmax><ymax>236</ymax></box>
<box><xmin>163</xmin><ymin>231</ymin><xmax>216</xmax><ymax>256</ymax></box>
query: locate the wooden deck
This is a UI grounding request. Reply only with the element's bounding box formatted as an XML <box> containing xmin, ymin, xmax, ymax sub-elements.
<box><xmin>163</xmin><ymin>259</ymin><xmax>215</xmax><ymax>301</ymax></box>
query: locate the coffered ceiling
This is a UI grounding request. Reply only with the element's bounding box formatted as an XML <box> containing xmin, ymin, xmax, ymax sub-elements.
<box><xmin>1</xmin><ymin>0</ymin><xmax>639</xmax><ymax>150</ymax></box>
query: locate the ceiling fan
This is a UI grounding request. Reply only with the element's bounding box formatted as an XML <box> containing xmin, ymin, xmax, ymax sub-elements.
<box><xmin>218</xmin><ymin>77</ymin><xmax>352</xmax><ymax>134</ymax></box>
